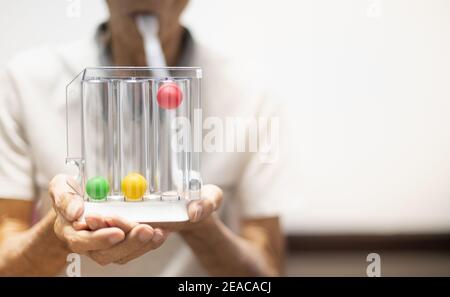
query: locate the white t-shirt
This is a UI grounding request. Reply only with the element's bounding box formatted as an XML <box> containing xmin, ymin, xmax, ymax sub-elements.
<box><xmin>0</xmin><ymin>29</ymin><xmax>283</xmax><ymax>276</ymax></box>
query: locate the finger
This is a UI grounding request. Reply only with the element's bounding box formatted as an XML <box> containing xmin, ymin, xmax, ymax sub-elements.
<box><xmin>73</xmin><ymin>220</ymin><xmax>88</xmax><ymax>230</ymax></box>
<box><xmin>62</xmin><ymin>224</ymin><xmax>125</xmax><ymax>254</ymax></box>
<box><xmin>53</xmin><ymin>192</ymin><xmax>84</xmax><ymax>222</ymax></box>
<box><xmin>114</xmin><ymin>228</ymin><xmax>169</xmax><ymax>265</ymax></box>
<box><xmin>201</xmin><ymin>184</ymin><xmax>223</xmax><ymax>210</ymax></box>
<box><xmin>89</xmin><ymin>224</ymin><xmax>155</xmax><ymax>265</ymax></box>
<box><xmin>85</xmin><ymin>213</ymin><xmax>109</xmax><ymax>231</ymax></box>
<box><xmin>49</xmin><ymin>174</ymin><xmax>84</xmax><ymax>221</ymax></box>
<box><xmin>188</xmin><ymin>184</ymin><xmax>223</xmax><ymax>223</ymax></box>
<box><xmin>104</xmin><ymin>216</ymin><xmax>138</xmax><ymax>233</ymax></box>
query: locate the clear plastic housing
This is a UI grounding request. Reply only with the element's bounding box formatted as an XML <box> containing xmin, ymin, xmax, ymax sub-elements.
<box><xmin>66</xmin><ymin>67</ymin><xmax>202</xmax><ymax>222</ymax></box>
<box><xmin>119</xmin><ymin>79</ymin><xmax>150</xmax><ymax>201</ymax></box>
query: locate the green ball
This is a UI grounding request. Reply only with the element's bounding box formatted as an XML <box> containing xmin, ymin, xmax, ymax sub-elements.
<box><xmin>85</xmin><ymin>176</ymin><xmax>110</xmax><ymax>201</ymax></box>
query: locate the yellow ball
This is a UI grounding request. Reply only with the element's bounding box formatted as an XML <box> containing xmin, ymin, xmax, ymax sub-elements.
<box><xmin>122</xmin><ymin>173</ymin><xmax>147</xmax><ymax>201</ymax></box>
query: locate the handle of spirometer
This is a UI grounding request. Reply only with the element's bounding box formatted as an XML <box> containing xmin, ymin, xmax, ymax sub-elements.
<box><xmin>136</xmin><ymin>15</ymin><xmax>184</xmax><ymax>193</ymax></box>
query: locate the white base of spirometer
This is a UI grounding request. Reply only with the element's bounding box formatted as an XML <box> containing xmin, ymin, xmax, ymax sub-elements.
<box><xmin>81</xmin><ymin>199</ymin><xmax>189</xmax><ymax>223</ymax></box>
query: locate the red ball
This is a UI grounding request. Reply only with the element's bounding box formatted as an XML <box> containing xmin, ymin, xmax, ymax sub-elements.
<box><xmin>156</xmin><ymin>82</ymin><xmax>183</xmax><ymax>109</ymax></box>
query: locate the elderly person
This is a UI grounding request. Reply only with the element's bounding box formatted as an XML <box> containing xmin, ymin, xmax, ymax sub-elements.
<box><xmin>0</xmin><ymin>0</ymin><xmax>284</xmax><ymax>276</ymax></box>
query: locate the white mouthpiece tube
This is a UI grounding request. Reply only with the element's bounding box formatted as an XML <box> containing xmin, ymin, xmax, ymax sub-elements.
<box><xmin>136</xmin><ymin>15</ymin><xmax>168</xmax><ymax>71</ymax></box>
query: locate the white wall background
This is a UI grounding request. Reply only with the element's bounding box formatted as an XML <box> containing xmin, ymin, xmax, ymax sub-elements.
<box><xmin>1</xmin><ymin>0</ymin><xmax>449</xmax><ymax>234</ymax></box>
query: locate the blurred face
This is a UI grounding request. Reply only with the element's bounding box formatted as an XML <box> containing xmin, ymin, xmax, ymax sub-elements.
<box><xmin>106</xmin><ymin>0</ymin><xmax>189</xmax><ymax>15</ymax></box>
<box><xmin>106</xmin><ymin>0</ymin><xmax>189</xmax><ymax>35</ymax></box>
<box><xmin>106</xmin><ymin>0</ymin><xmax>190</xmax><ymax>66</ymax></box>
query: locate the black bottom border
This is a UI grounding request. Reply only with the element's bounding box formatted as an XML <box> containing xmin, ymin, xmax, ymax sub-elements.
<box><xmin>0</xmin><ymin>277</ymin><xmax>448</xmax><ymax>296</ymax></box>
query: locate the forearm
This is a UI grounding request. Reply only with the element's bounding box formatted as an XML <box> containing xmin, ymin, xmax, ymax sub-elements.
<box><xmin>180</xmin><ymin>215</ymin><xmax>280</xmax><ymax>277</ymax></box>
<box><xmin>0</xmin><ymin>210</ymin><xmax>69</xmax><ymax>276</ymax></box>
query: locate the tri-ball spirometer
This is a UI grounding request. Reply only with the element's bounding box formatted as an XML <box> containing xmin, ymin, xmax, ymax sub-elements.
<box><xmin>65</xmin><ymin>16</ymin><xmax>202</xmax><ymax>223</ymax></box>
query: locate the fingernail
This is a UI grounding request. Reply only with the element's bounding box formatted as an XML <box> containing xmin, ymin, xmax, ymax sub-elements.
<box><xmin>193</xmin><ymin>204</ymin><xmax>203</xmax><ymax>222</ymax></box>
<box><xmin>109</xmin><ymin>234</ymin><xmax>123</xmax><ymax>245</ymax></box>
<box><xmin>138</xmin><ymin>227</ymin><xmax>153</xmax><ymax>243</ymax></box>
<box><xmin>152</xmin><ymin>229</ymin><xmax>163</xmax><ymax>243</ymax></box>
<box><xmin>73</xmin><ymin>220</ymin><xmax>86</xmax><ymax>230</ymax></box>
<box><xmin>67</xmin><ymin>201</ymin><xmax>81</xmax><ymax>220</ymax></box>
<box><xmin>67</xmin><ymin>179</ymin><xmax>83</xmax><ymax>196</ymax></box>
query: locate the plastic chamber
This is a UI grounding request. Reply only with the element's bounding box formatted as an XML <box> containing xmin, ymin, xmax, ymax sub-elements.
<box><xmin>66</xmin><ymin>67</ymin><xmax>202</xmax><ymax>222</ymax></box>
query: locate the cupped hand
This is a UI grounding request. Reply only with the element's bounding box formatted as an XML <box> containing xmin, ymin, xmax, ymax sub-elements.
<box><xmin>49</xmin><ymin>174</ymin><xmax>169</xmax><ymax>265</ymax></box>
<box><xmin>149</xmin><ymin>184</ymin><xmax>224</xmax><ymax>232</ymax></box>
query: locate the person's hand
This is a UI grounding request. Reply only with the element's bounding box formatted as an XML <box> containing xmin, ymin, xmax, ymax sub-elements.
<box><xmin>150</xmin><ymin>184</ymin><xmax>224</xmax><ymax>232</ymax></box>
<box><xmin>49</xmin><ymin>174</ymin><xmax>168</xmax><ymax>265</ymax></box>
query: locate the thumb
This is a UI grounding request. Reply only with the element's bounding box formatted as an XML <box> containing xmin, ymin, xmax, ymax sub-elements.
<box><xmin>49</xmin><ymin>174</ymin><xmax>84</xmax><ymax>221</ymax></box>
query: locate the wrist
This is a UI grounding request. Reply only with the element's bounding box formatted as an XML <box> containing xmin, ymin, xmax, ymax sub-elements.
<box><xmin>179</xmin><ymin>214</ymin><xmax>220</xmax><ymax>238</ymax></box>
<box><xmin>22</xmin><ymin>210</ymin><xmax>70</xmax><ymax>275</ymax></box>
<box><xmin>0</xmin><ymin>209</ymin><xmax>69</xmax><ymax>276</ymax></box>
